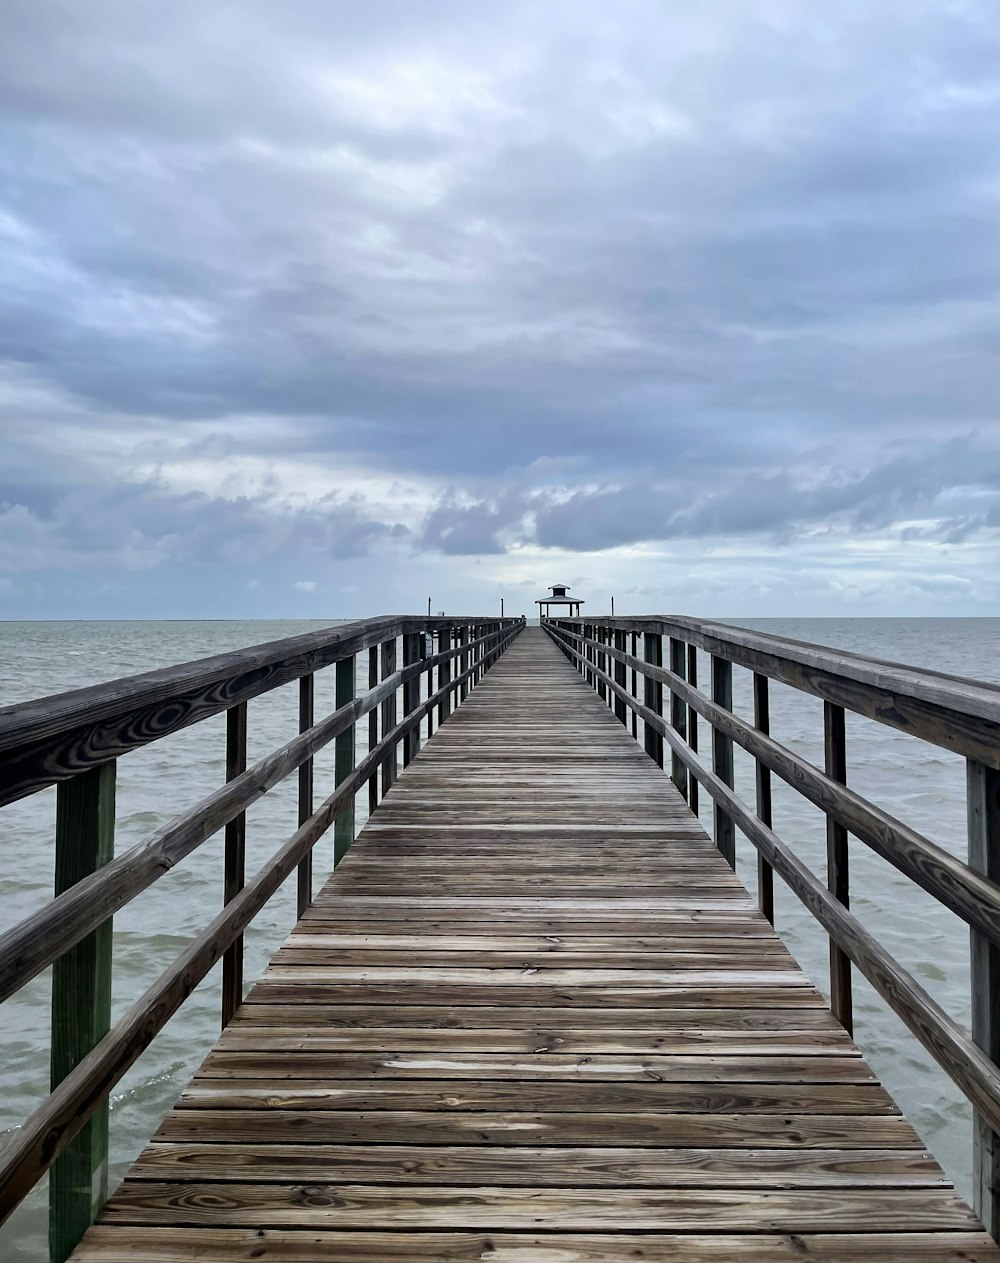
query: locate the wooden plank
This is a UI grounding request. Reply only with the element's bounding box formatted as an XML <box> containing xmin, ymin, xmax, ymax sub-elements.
<box><xmin>72</xmin><ymin>1227</ymin><xmax>1000</xmax><ymax>1262</ymax></box>
<box><xmin>127</xmin><ymin>1142</ymin><xmax>943</xmax><ymax>1185</ymax></box>
<box><xmin>95</xmin><ymin>1183</ymin><xmax>980</xmax><ymax>1231</ymax></box>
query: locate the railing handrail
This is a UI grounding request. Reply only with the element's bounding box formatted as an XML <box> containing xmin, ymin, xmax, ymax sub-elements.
<box><xmin>0</xmin><ymin>614</ymin><xmax>523</xmax><ymax>806</ymax></box>
<box><xmin>550</xmin><ymin>615</ymin><xmax>1000</xmax><ymax>768</ymax></box>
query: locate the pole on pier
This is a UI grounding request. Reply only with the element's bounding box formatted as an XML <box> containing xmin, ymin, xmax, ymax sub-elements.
<box><xmin>222</xmin><ymin>702</ymin><xmax>248</xmax><ymax>1028</ymax></box>
<box><xmin>50</xmin><ymin>763</ymin><xmax>116</xmax><ymax>1263</ymax></box>
<box><xmin>668</xmin><ymin>638</ymin><xmax>688</xmax><ymax>801</ymax></box>
<box><xmin>296</xmin><ymin>674</ymin><xmax>314</xmax><ymax>916</ymax></box>
<box><xmin>710</xmin><ymin>656</ymin><xmax>736</xmax><ymax>869</ymax></box>
<box><xmin>969</xmin><ymin>758</ymin><xmax>1000</xmax><ymax>1240</ymax></box>
<box><xmin>753</xmin><ymin>672</ymin><xmax>774</xmax><ymax>925</ymax></box>
<box><xmin>334</xmin><ymin>654</ymin><xmax>356</xmax><ymax>864</ymax></box>
<box><xmin>824</xmin><ymin>701</ymin><xmax>852</xmax><ymax>1034</ymax></box>
<box><xmin>642</xmin><ymin>633</ymin><xmax>663</xmax><ymax>768</ymax></box>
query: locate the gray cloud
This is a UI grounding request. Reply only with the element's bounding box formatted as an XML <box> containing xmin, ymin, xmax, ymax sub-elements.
<box><xmin>0</xmin><ymin>0</ymin><xmax>996</xmax><ymax>613</ymax></box>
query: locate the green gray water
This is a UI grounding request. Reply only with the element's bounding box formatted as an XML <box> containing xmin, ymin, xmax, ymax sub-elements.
<box><xmin>0</xmin><ymin>616</ymin><xmax>997</xmax><ymax>1259</ymax></box>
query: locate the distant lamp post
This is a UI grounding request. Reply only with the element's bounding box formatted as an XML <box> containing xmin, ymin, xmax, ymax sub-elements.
<box><xmin>427</xmin><ymin>597</ymin><xmax>432</xmax><ymax>617</ymax></box>
<box><xmin>501</xmin><ymin>597</ymin><xmax>504</xmax><ymax>617</ymax></box>
<box><xmin>611</xmin><ymin>595</ymin><xmax>615</xmax><ymax>616</ymax></box>
<box><xmin>535</xmin><ymin>583</ymin><xmax>585</xmax><ymax>621</ymax></box>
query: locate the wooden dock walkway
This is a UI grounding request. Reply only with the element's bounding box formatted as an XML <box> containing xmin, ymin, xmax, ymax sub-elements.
<box><xmin>73</xmin><ymin>627</ymin><xmax>997</xmax><ymax>1261</ymax></box>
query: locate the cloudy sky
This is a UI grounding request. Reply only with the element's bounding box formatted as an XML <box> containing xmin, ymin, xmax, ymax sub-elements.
<box><xmin>1</xmin><ymin>0</ymin><xmax>996</xmax><ymax>619</ymax></box>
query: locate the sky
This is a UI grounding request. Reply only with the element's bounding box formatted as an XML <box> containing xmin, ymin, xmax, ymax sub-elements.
<box><xmin>0</xmin><ymin>0</ymin><xmax>997</xmax><ymax>620</ymax></box>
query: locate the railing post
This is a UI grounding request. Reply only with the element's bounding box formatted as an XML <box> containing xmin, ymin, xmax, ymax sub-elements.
<box><xmin>368</xmin><ymin>646</ymin><xmax>380</xmax><ymax>812</ymax></box>
<box><xmin>642</xmin><ymin>633</ymin><xmax>663</xmax><ymax>768</ymax></box>
<box><xmin>402</xmin><ymin>632</ymin><xmax>422</xmax><ymax>766</ymax></box>
<box><xmin>296</xmin><ymin>674</ymin><xmax>314</xmax><ymax>918</ymax></box>
<box><xmin>613</xmin><ymin>629</ymin><xmax>627</xmax><ymax>725</ymax></box>
<box><xmin>686</xmin><ymin>644</ymin><xmax>699</xmax><ymax>817</ymax></box>
<box><xmin>596</xmin><ymin>627</ymin><xmax>606</xmax><ymax>701</ymax></box>
<box><xmin>584</xmin><ymin>623</ymin><xmax>592</xmax><ymax>685</ymax></box>
<box><xmin>49</xmin><ymin>762</ymin><xmax>115</xmax><ymax>1263</ymax></box>
<box><xmin>753</xmin><ymin>672</ymin><xmax>774</xmax><ymax>925</ymax></box>
<box><xmin>459</xmin><ymin>626</ymin><xmax>470</xmax><ymax>702</ymax></box>
<box><xmin>710</xmin><ymin>656</ymin><xmax>736</xmax><ymax>869</ymax></box>
<box><xmin>969</xmin><ymin>758</ymin><xmax>1000</xmax><ymax>1240</ymax></box>
<box><xmin>221</xmin><ymin>701</ymin><xmax>247</xmax><ymax>1028</ymax></box>
<box><xmin>438</xmin><ymin>627</ymin><xmax>452</xmax><ymax>723</ymax></box>
<box><xmin>824</xmin><ymin>701</ymin><xmax>852</xmax><ymax>1033</ymax></box>
<box><xmin>668</xmin><ymin>638</ymin><xmax>688</xmax><ymax>800</ymax></box>
<box><xmin>380</xmin><ymin>637</ymin><xmax>397</xmax><ymax>797</ymax></box>
<box><xmin>334</xmin><ymin>654</ymin><xmax>356</xmax><ymax>865</ymax></box>
<box><xmin>630</xmin><ymin>632</ymin><xmax>639</xmax><ymax>738</ymax></box>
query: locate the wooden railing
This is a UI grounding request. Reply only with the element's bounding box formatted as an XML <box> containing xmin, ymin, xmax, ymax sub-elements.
<box><xmin>0</xmin><ymin>614</ymin><xmax>524</xmax><ymax>1260</ymax></box>
<box><xmin>544</xmin><ymin>613</ymin><xmax>1000</xmax><ymax>1238</ymax></box>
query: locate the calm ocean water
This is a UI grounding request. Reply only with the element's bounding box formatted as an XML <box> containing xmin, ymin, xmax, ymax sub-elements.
<box><xmin>0</xmin><ymin>616</ymin><xmax>997</xmax><ymax>1258</ymax></box>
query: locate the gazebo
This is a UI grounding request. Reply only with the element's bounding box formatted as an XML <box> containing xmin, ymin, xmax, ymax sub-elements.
<box><xmin>535</xmin><ymin>583</ymin><xmax>584</xmax><ymax>620</ymax></box>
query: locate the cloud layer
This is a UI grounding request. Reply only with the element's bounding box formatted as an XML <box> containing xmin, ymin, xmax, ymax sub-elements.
<box><xmin>0</xmin><ymin>0</ymin><xmax>996</xmax><ymax>616</ymax></box>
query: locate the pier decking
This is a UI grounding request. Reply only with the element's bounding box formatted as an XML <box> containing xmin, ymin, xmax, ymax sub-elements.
<box><xmin>72</xmin><ymin>628</ymin><xmax>996</xmax><ymax>1261</ymax></box>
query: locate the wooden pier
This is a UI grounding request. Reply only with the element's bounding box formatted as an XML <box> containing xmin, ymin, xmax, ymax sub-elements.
<box><xmin>63</xmin><ymin>628</ymin><xmax>995</xmax><ymax>1260</ymax></box>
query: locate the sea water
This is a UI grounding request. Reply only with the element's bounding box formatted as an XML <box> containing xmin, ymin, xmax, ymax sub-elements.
<box><xmin>0</xmin><ymin>616</ymin><xmax>997</xmax><ymax>1259</ymax></box>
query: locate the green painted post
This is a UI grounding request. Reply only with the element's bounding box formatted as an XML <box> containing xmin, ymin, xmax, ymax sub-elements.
<box><xmin>334</xmin><ymin>654</ymin><xmax>356</xmax><ymax>865</ymax></box>
<box><xmin>49</xmin><ymin>762</ymin><xmax>116</xmax><ymax>1263</ymax></box>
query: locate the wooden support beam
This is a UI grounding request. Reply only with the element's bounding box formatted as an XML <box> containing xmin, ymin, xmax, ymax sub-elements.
<box><xmin>437</xmin><ymin>629</ymin><xmax>452</xmax><ymax>725</ymax></box>
<box><xmin>49</xmin><ymin>762</ymin><xmax>115</xmax><ymax>1263</ymax></box>
<box><xmin>687</xmin><ymin>644</ymin><xmax>699</xmax><ymax>817</ymax></box>
<box><xmin>613</xmin><ymin>629</ymin><xmax>628</xmax><ymax>725</ymax></box>
<box><xmin>221</xmin><ymin>702</ymin><xmax>247</xmax><ymax>1028</ymax></box>
<box><xmin>669</xmin><ymin>637</ymin><xmax>689</xmax><ymax>800</ymax></box>
<box><xmin>643</xmin><ymin>633</ymin><xmax>664</xmax><ymax>768</ymax></box>
<box><xmin>368</xmin><ymin>647</ymin><xmax>379</xmax><ymax>813</ymax></box>
<box><xmin>630</xmin><ymin>632</ymin><xmax>639</xmax><ymax>739</ymax></box>
<box><xmin>333</xmin><ymin>655</ymin><xmax>356</xmax><ymax>866</ymax></box>
<box><xmin>402</xmin><ymin>633</ymin><xmax>422</xmax><ymax>767</ymax></box>
<box><xmin>296</xmin><ymin>674</ymin><xmax>314</xmax><ymax>919</ymax></box>
<box><xmin>753</xmin><ymin>672</ymin><xmax>774</xmax><ymax>926</ymax></box>
<box><xmin>969</xmin><ymin>757</ymin><xmax>1000</xmax><ymax>1241</ymax></box>
<box><xmin>380</xmin><ymin>639</ymin><xmax>397</xmax><ymax>799</ymax></box>
<box><xmin>711</xmin><ymin>655</ymin><xmax>736</xmax><ymax>869</ymax></box>
<box><xmin>825</xmin><ymin>701</ymin><xmax>852</xmax><ymax>1034</ymax></box>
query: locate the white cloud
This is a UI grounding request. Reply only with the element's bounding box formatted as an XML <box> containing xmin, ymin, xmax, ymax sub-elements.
<box><xmin>292</xmin><ymin>579</ymin><xmax>318</xmax><ymax>592</ymax></box>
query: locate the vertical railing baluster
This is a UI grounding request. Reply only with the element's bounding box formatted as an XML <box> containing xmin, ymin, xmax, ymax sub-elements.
<box><xmin>438</xmin><ymin>627</ymin><xmax>452</xmax><ymax>723</ymax></box>
<box><xmin>613</xmin><ymin>628</ymin><xmax>627</xmax><ymax>724</ymax></box>
<box><xmin>686</xmin><ymin>644</ymin><xmax>699</xmax><ymax>817</ymax></box>
<box><xmin>643</xmin><ymin>633</ymin><xmax>664</xmax><ymax>768</ymax></box>
<box><xmin>221</xmin><ymin>702</ymin><xmax>247</xmax><ymax>1028</ymax></box>
<box><xmin>710</xmin><ymin>656</ymin><xmax>736</xmax><ymax>869</ymax></box>
<box><xmin>460</xmin><ymin>626</ymin><xmax>470</xmax><ymax>702</ymax></box>
<box><xmin>368</xmin><ymin>645</ymin><xmax>379</xmax><ymax>813</ymax></box>
<box><xmin>753</xmin><ymin>673</ymin><xmax>774</xmax><ymax>925</ymax></box>
<box><xmin>402</xmin><ymin>632</ymin><xmax>422</xmax><ymax>767</ymax></box>
<box><xmin>824</xmin><ymin>701</ymin><xmax>852</xmax><ymax>1033</ymax></box>
<box><xmin>969</xmin><ymin>758</ymin><xmax>1000</xmax><ymax>1241</ymax></box>
<box><xmin>49</xmin><ymin>762</ymin><xmax>116</xmax><ymax>1263</ymax></box>
<box><xmin>668</xmin><ymin>638</ymin><xmax>688</xmax><ymax>800</ymax></box>
<box><xmin>296</xmin><ymin>674</ymin><xmax>314</xmax><ymax>917</ymax></box>
<box><xmin>333</xmin><ymin>654</ymin><xmax>356</xmax><ymax>866</ymax></box>
<box><xmin>380</xmin><ymin>637</ymin><xmax>397</xmax><ymax>797</ymax></box>
<box><xmin>630</xmin><ymin>632</ymin><xmax>638</xmax><ymax>739</ymax></box>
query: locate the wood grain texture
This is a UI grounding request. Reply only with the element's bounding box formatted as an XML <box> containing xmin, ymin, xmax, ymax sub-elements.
<box><xmin>71</xmin><ymin>628</ymin><xmax>995</xmax><ymax>1261</ymax></box>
